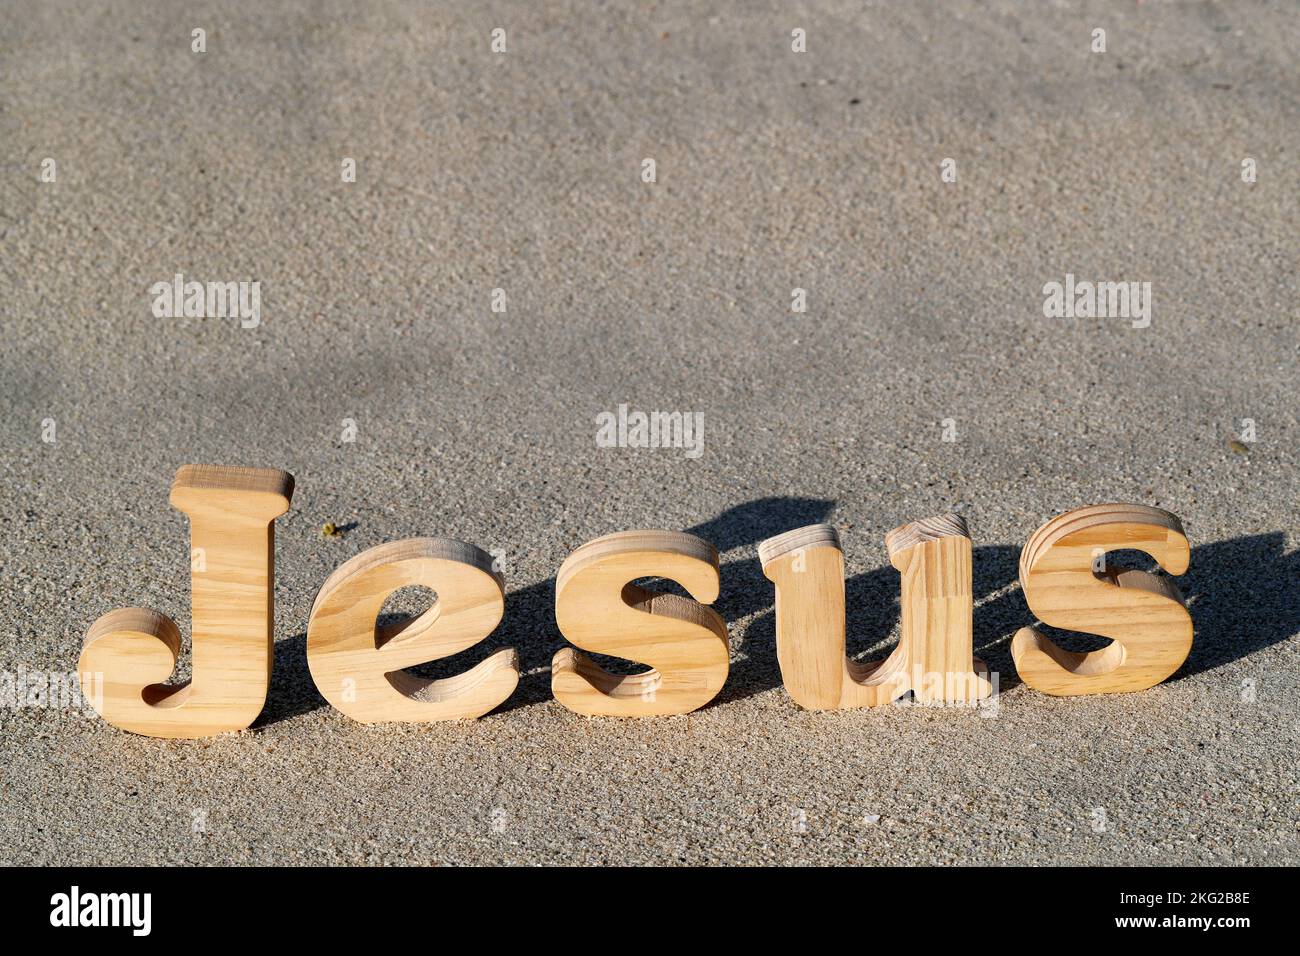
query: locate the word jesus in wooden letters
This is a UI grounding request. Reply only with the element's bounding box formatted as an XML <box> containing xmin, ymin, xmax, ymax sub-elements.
<box><xmin>78</xmin><ymin>465</ymin><xmax>1195</xmax><ymax>738</ymax></box>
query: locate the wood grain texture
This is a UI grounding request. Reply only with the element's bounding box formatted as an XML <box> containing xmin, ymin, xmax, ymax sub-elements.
<box><xmin>307</xmin><ymin>537</ymin><xmax>518</xmax><ymax>722</ymax></box>
<box><xmin>552</xmin><ymin>530</ymin><xmax>729</xmax><ymax>716</ymax></box>
<box><xmin>79</xmin><ymin>465</ymin><xmax>293</xmax><ymax>738</ymax></box>
<box><xmin>760</xmin><ymin>515</ymin><xmax>991</xmax><ymax>709</ymax></box>
<box><xmin>1012</xmin><ymin>503</ymin><xmax>1192</xmax><ymax>696</ymax></box>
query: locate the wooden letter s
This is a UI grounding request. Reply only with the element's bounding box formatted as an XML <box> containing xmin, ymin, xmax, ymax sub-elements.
<box><xmin>552</xmin><ymin>530</ymin><xmax>729</xmax><ymax>716</ymax></box>
<box><xmin>1012</xmin><ymin>503</ymin><xmax>1192</xmax><ymax>696</ymax></box>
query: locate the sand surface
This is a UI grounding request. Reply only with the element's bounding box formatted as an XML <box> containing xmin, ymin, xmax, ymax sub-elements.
<box><xmin>1</xmin><ymin>0</ymin><xmax>1296</xmax><ymax>865</ymax></box>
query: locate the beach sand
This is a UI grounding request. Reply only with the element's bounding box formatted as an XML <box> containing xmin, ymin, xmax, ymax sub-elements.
<box><xmin>1</xmin><ymin>0</ymin><xmax>1296</xmax><ymax>864</ymax></box>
